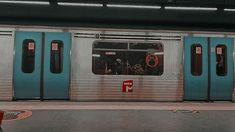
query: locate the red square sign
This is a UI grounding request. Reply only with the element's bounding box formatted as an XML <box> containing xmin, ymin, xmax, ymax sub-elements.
<box><xmin>52</xmin><ymin>43</ymin><xmax>58</xmax><ymax>51</ymax></box>
<box><xmin>122</xmin><ymin>80</ymin><xmax>133</xmax><ymax>92</ymax></box>
<box><xmin>196</xmin><ymin>47</ymin><xmax>201</xmax><ymax>54</ymax></box>
<box><xmin>28</xmin><ymin>42</ymin><xmax>35</xmax><ymax>50</ymax></box>
<box><xmin>217</xmin><ymin>47</ymin><xmax>222</xmax><ymax>55</ymax></box>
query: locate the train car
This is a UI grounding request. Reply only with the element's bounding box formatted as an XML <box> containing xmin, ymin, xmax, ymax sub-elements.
<box><xmin>0</xmin><ymin>26</ymin><xmax>234</xmax><ymax>102</ymax></box>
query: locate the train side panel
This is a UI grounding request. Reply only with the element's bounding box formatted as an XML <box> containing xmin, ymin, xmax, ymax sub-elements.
<box><xmin>0</xmin><ymin>30</ymin><xmax>14</xmax><ymax>100</ymax></box>
<box><xmin>70</xmin><ymin>32</ymin><xmax>183</xmax><ymax>101</ymax></box>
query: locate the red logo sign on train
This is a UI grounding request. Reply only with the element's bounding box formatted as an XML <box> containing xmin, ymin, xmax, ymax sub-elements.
<box><xmin>52</xmin><ymin>43</ymin><xmax>58</xmax><ymax>51</ymax></box>
<box><xmin>196</xmin><ymin>47</ymin><xmax>201</xmax><ymax>54</ymax></box>
<box><xmin>28</xmin><ymin>42</ymin><xmax>35</xmax><ymax>50</ymax></box>
<box><xmin>217</xmin><ymin>47</ymin><xmax>222</xmax><ymax>55</ymax></box>
<box><xmin>122</xmin><ymin>80</ymin><xmax>133</xmax><ymax>92</ymax></box>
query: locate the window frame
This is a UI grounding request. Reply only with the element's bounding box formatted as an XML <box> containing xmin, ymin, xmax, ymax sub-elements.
<box><xmin>92</xmin><ymin>40</ymin><xmax>164</xmax><ymax>76</ymax></box>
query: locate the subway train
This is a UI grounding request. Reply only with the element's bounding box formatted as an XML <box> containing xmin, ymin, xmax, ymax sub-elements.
<box><xmin>0</xmin><ymin>26</ymin><xmax>234</xmax><ymax>102</ymax></box>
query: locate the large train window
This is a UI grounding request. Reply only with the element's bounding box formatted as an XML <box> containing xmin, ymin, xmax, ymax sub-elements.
<box><xmin>22</xmin><ymin>39</ymin><xmax>35</xmax><ymax>73</ymax></box>
<box><xmin>216</xmin><ymin>45</ymin><xmax>227</xmax><ymax>76</ymax></box>
<box><xmin>92</xmin><ymin>41</ymin><xmax>164</xmax><ymax>75</ymax></box>
<box><xmin>50</xmin><ymin>40</ymin><xmax>63</xmax><ymax>73</ymax></box>
<box><xmin>191</xmin><ymin>44</ymin><xmax>202</xmax><ymax>76</ymax></box>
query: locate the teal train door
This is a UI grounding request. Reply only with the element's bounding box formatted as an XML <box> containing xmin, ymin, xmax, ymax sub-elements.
<box><xmin>14</xmin><ymin>32</ymin><xmax>42</xmax><ymax>99</ymax></box>
<box><xmin>43</xmin><ymin>32</ymin><xmax>71</xmax><ymax>99</ymax></box>
<box><xmin>210</xmin><ymin>38</ymin><xmax>234</xmax><ymax>100</ymax></box>
<box><xmin>184</xmin><ymin>36</ymin><xmax>234</xmax><ymax>101</ymax></box>
<box><xmin>14</xmin><ymin>31</ymin><xmax>71</xmax><ymax>100</ymax></box>
<box><xmin>184</xmin><ymin>37</ymin><xmax>209</xmax><ymax>100</ymax></box>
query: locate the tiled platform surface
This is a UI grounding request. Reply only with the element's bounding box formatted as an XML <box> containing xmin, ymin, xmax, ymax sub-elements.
<box><xmin>1</xmin><ymin>102</ymin><xmax>235</xmax><ymax>132</ymax></box>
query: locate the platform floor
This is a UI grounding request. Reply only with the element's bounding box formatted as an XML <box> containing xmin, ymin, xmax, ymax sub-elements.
<box><xmin>1</xmin><ymin>102</ymin><xmax>235</xmax><ymax>132</ymax></box>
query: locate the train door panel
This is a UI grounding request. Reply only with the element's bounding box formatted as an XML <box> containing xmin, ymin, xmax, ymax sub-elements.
<box><xmin>184</xmin><ymin>37</ymin><xmax>208</xmax><ymax>100</ymax></box>
<box><xmin>210</xmin><ymin>38</ymin><xmax>234</xmax><ymax>100</ymax></box>
<box><xmin>43</xmin><ymin>32</ymin><xmax>71</xmax><ymax>99</ymax></box>
<box><xmin>14</xmin><ymin>31</ymin><xmax>71</xmax><ymax>100</ymax></box>
<box><xmin>14</xmin><ymin>32</ymin><xmax>42</xmax><ymax>99</ymax></box>
<box><xmin>184</xmin><ymin>36</ymin><xmax>234</xmax><ymax>101</ymax></box>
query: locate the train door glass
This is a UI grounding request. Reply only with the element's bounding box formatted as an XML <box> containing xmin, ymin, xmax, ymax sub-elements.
<box><xmin>50</xmin><ymin>41</ymin><xmax>63</xmax><ymax>73</ymax></box>
<box><xmin>191</xmin><ymin>44</ymin><xmax>202</xmax><ymax>76</ymax></box>
<box><xmin>184</xmin><ymin>36</ymin><xmax>234</xmax><ymax>101</ymax></box>
<box><xmin>13</xmin><ymin>31</ymin><xmax>71</xmax><ymax>100</ymax></box>
<box><xmin>92</xmin><ymin>41</ymin><xmax>164</xmax><ymax>75</ymax></box>
<box><xmin>22</xmin><ymin>39</ymin><xmax>36</xmax><ymax>73</ymax></box>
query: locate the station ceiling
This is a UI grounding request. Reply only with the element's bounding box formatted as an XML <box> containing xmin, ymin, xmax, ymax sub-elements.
<box><xmin>1</xmin><ymin>0</ymin><xmax>235</xmax><ymax>32</ymax></box>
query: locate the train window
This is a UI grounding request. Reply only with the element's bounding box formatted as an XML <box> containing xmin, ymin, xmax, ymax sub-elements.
<box><xmin>130</xmin><ymin>43</ymin><xmax>163</xmax><ymax>51</ymax></box>
<box><xmin>191</xmin><ymin>44</ymin><xmax>202</xmax><ymax>76</ymax></box>
<box><xmin>216</xmin><ymin>45</ymin><xmax>227</xmax><ymax>76</ymax></box>
<box><xmin>22</xmin><ymin>39</ymin><xmax>35</xmax><ymax>73</ymax></box>
<box><xmin>128</xmin><ymin>43</ymin><xmax>163</xmax><ymax>75</ymax></box>
<box><xmin>92</xmin><ymin>41</ymin><xmax>164</xmax><ymax>76</ymax></box>
<box><xmin>50</xmin><ymin>40</ymin><xmax>63</xmax><ymax>74</ymax></box>
<box><xmin>93</xmin><ymin>41</ymin><xmax>128</xmax><ymax>49</ymax></box>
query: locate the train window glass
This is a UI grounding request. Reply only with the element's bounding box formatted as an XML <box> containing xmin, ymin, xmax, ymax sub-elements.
<box><xmin>92</xmin><ymin>50</ymin><xmax>126</xmax><ymax>75</ymax></box>
<box><xmin>191</xmin><ymin>44</ymin><xmax>202</xmax><ymax>76</ymax></box>
<box><xmin>93</xmin><ymin>41</ymin><xmax>128</xmax><ymax>49</ymax></box>
<box><xmin>92</xmin><ymin>41</ymin><xmax>164</xmax><ymax>76</ymax></box>
<box><xmin>50</xmin><ymin>40</ymin><xmax>63</xmax><ymax>74</ymax></box>
<box><xmin>216</xmin><ymin>45</ymin><xmax>227</xmax><ymax>76</ymax></box>
<box><xmin>22</xmin><ymin>39</ymin><xmax>35</xmax><ymax>73</ymax></box>
<box><xmin>128</xmin><ymin>43</ymin><xmax>163</xmax><ymax>75</ymax></box>
<box><xmin>130</xmin><ymin>43</ymin><xmax>163</xmax><ymax>51</ymax></box>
